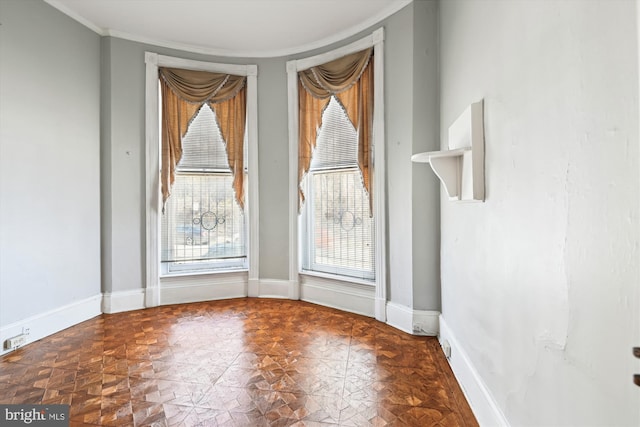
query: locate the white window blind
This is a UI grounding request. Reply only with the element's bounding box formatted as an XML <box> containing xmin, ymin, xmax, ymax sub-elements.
<box><xmin>302</xmin><ymin>96</ymin><xmax>375</xmax><ymax>281</ymax></box>
<box><xmin>161</xmin><ymin>104</ymin><xmax>246</xmax><ymax>272</ymax></box>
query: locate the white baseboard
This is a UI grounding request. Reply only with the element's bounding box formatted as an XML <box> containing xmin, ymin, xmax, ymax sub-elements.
<box><xmin>385</xmin><ymin>302</ymin><xmax>440</xmax><ymax>335</ymax></box>
<box><xmin>375</xmin><ymin>296</ymin><xmax>387</xmax><ymax>322</ymax></box>
<box><xmin>300</xmin><ymin>275</ymin><xmax>375</xmax><ymax>317</ymax></box>
<box><xmin>102</xmin><ymin>289</ymin><xmax>146</xmax><ymax>314</ymax></box>
<box><xmin>439</xmin><ymin>315</ymin><xmax>510</xmax><ymax>427</ymax></box>
<box><xmin>159</xmin><ymin>272</ymin><xmax>247</xmax><ymax>305</ymax></box>
<box><xmin>248</xmin><ymin>278</ymin><xmax>260</xmax><ymax>297</ymax></box>
<box><xmin>0</xmin><ymin>295</ymin><xmax>102</xmax><ymax>356</ymax></box>
<box><xmin>257</xmin><ymin>279</ymin><xmax>295</xmax><ymax>299</ymax></box>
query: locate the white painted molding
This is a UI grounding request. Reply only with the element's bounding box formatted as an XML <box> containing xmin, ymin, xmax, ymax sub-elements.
<box><xmin>375</xmin><ymin>297</ymin><xmax>387</xmax><ymax>322</ymax></box>
<box><xmin>257</xmin><ymin>279</ymin><xmax>294</xmax><ymax>299</ymax></box>
<box><xmin>288</xmin><ymin>279</ymin><xmax>300</xmax><ymax>301</ymax></box>
<box><xmin>372</xmin><ymin>28</ymin><xmax>387</xmax><ymax>323</ymax></box>
<box><xmin>246</xmin><ymin>65</ymin><xmax>258</xmax><ymax>77</ymax></box>
<box><xmin>439</xmin><ymin>315</ymin><xmax>510</xmax><ymax>427</ymax></box>
<box><xmin>248</xmin><ymin>278</ymin><xmax>260</xmax><ymax>298</ymax></box>
<box><xmin>385</xmin><ymin>302</ymin><xmax>440</xmax><ymax>336</ymax></box>
<box><xmin>102</xmin><ymin>289</ymin><xmax>146</xmax><ymax>314</ymax></box>
<box><xmin>0</xmin><ymin>295</ymin><xmax>101</xmax><ymax>356</ymax></box>
<box><xmin>145</xmin><ymin>287</ymin><xmax>160</xmax><ymax>309</ymax></box>
<box><xmin>145</xmin><ymin>51</ymin><xmax>158</xmax><ymax>65</ymax></box>
<box><xmin>153</xmin><ymin>55</ymin><xmax>255</xmax><ymax>76</ymax></box>
<box><xmin>286</xmin><ymin>61</ymin><xmax>298</xmax><ymax>74</ymax></box>
<box><xmin>144</xmin><ymin>52</ymin><xmax>161</xmax><ymax>308</ymax></box>
<box><xmin>44</xmin><ymin>1</ymin><xmax>411</xmax><ymax>59</ymax></box>
<box><xmin>300</xmin><ymin>275</ymin><xmax>376</xmax><ymax>318</ymax></box>
<box><xmin>246</xmin><ymin>69</ymin><xmax>260</xmax><ymax>297</ymax></box>
<box><xmin>160</xmin><ymin>274</ymin><xmax>247</xmax><ymax>305</ymax></box>
<box><xmin>372</xmin><ymin>27</ymin><xmax>385</xmax><ymax>44</ymax></box>
<box><xmin>286</xmin><ymin>52</ymin><xmax>302</xmax><ymax>301</ymax></box>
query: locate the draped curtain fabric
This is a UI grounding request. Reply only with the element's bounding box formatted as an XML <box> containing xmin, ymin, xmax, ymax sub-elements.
<box><xmin>159</xmin><ymin>67</ymin><xmax>247</xmax><ymax>210</ymax></box>
<box><xmin>298</xmin><ymin>48</ymin><xmax>374</xmax><ymax>213</ymax></box>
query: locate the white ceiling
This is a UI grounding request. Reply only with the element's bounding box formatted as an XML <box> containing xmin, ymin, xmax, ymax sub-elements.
<box><xmin>44</xmin><ymin>0</ymin><xmax>411</xmax><ymax>58</ymax></box>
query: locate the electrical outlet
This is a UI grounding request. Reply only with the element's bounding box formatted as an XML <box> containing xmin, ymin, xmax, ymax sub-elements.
<box><xmin>441</xmin><ymin>339</ymin><xmax>452</xmax><ymax>359</ymax></box>
<box><xmin>4</xmin><ymin>334</ymin><xmax>28</xmax><ymax>350</ymax></box>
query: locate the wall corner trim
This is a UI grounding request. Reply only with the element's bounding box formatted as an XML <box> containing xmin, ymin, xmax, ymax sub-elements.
<box><xmin>385</xmin><ymin>302</ymin><xmax>440</xmax><ymax>335</ymax></box>
<box><xmin>256</xmin><ymin>279</ymin><xmax>297</xmax><ymax>300</ymax></box>
<box><xmin>439</xmin><ymin>315</ymin><xmax>510</xmax><ymax>427</ymax></box>
<box><xmin>246</xmin><ymin>64</ymin><xmax>258</xmax><ymax>76</ymax></box>
<box><xmin>145</xmin><ymin>51</ymin><xmax>158</xmax><ymax>65</ymax></box>
<box><xmin>372</xmin><ymin>27</ymin><xmax>385</xmax><ymax>44</ymax></box>
<box><xmin>102</xmin><ymin>289</ymin><xmax>146</xmax><ymax>314</ymax></box>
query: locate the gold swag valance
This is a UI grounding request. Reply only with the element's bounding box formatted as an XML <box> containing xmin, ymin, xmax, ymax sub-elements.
<box><xmin>159</xmin><ymin>67</ymin><xmax>247</xmax><ymax>210</ymax></box>
<box><xmin>298</xmin><ymin>48</ymin><xmax>374</xmax><ymax>213</ymax></box>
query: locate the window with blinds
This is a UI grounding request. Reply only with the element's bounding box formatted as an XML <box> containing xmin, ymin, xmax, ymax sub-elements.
<box><xmin>161</xmin><ymin>103</ymin><xmax>247</xmax><ymax>273</ymax></box>
<box><xmin>301</xmin><ymin>96</ymin><xmax>375</xmax><ymax>281</ymax></box>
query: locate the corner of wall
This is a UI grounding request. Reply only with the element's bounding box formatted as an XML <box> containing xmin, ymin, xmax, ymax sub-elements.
<box><xmin>386</xmin><ymin>301</ymin><xmax>440</xmax><ymax>336</ymax></box>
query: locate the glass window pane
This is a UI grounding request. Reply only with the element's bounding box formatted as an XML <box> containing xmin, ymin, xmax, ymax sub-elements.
<box><xmin>161</xmin><ymin>173</ymin><xmax>246</xmax><ymax>263</ymax></box>
<box><xmin>311</xmin><ymin>170</ymin><xmax>374</xmax><ymax>278</ymax></box>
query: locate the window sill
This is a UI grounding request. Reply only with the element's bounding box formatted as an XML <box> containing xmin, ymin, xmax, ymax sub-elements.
<box><xmin>160</xmin><ymin>267</ymin><xmax>248</xmax><ymax>279</ymax></box>
<box><xmin>299</xmin><ymin>269</ymin><xmax>375</xmax><ymax>287</ymax></box>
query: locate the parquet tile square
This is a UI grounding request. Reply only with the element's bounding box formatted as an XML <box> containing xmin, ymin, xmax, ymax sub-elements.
<box><xmin>0</xmin><ymin>299</ymin><xmax>477</xmax><ymax>426</ymax></box>
<box><xmin>337</xmin><ymin>398</ymin><xmax>377</xmax><ymax>426</ymax></box>
<box><xmin>130</xmin><ymin>399</ymin><xmax>167</xmax><ymax>426</ymax></box>
<box><xmin>46</xmin><ymin>368</ymin><xmax>78</xmax><ymax>392</ymax></box>
<box><xmin>0</xmin><ymin>362</ymin><xmax>52</xmax><ymax>386</ymax></box>
<box><xmin>41</xmin><ymin>388</ymin><xmax>74</xmax><ymax>405</ymax></box>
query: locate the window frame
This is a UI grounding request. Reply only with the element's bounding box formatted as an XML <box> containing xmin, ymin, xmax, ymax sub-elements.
<box><xmin>286</xmin><ymin>28</ymin><xmax>387</xmax><ymax>321</ymax></box>
<box><xmin>300</xmin><ymin>96</ymin><xmax>375</xmax><ymax>281</ymax></box>
<box><xmin>145</xmin><ymin>53</ymin><xmax>259</xmax><ymax>307</ymax></box>
<box><xmin>301</xmin><ymin>166</ymin><xmax>375</xmax><ymax>282</ymax></box>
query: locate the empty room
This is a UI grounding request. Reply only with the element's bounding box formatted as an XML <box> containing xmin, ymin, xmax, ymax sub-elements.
<box><xmin>0</xmin><ymin>0</ymin><xmax>638</xmax><ymax>426</ymax></box>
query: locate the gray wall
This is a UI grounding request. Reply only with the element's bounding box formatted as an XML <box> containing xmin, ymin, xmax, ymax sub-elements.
<box><xmin>411</xmin><ymin>0</ymin><xmax>440</xmax><ymax>310</ymax></box>
<box><xmin>383</xmin><ymin>0</ymin><xmax>441</xmax><ymax>310</ymax></box>
<box><xmin>0</xmin><ymin>0</ymin><xmax>101</xmax><ymax>324</ymax></box>
<box><xmin>439</xmin><ymin>0</ymin><xmax>639</xmax><ymax>425</ymax></box>
<box><xmin>385</xmin><ymin>3</ymin><xmax>418</xmax><ymax>308</ymax></box>
<box><xmin>102</xmin><ymin>37</ymin><xmax>146</xmax><ymax>293</ymax></box>
<box><xmin>255</xmin><ymin>57</ymin><xmax>290</xmax><ymax>280</ymax></box>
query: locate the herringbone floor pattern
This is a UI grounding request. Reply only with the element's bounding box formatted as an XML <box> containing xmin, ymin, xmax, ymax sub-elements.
<box><xmin>0</xmin><ymin>298</ymin><xmax>477</xmax><ymax>426</ymax></box>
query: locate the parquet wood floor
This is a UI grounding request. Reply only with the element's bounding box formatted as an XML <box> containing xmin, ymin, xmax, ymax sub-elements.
<box><xmin>0</xmin><ymin>298</ymin><xmax>477</xmax><ymax>426</ymax></box>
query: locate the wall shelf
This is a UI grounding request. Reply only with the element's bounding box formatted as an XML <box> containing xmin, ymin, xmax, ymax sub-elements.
<box><xmin>412</xmin><ymin>100</ymin><xmax>485</xmax><ymax>202</ymax></box>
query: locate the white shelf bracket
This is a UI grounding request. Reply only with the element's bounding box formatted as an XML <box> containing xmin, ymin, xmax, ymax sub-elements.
<box><xmin>412</xmin><ymin>100</ymin><xmax>485</xmax><ymax>202</ymax></box>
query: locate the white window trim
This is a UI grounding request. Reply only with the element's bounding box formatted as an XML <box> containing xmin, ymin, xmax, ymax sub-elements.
<box><xmin>286</xmin><ymin>28</ymin><xmax>387</xmax><ymax>322</ymax></box>
<box><xmin>145</xmin><ymin>53</ymin><xmax>259</xmax><ymax>307</ymax></box>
